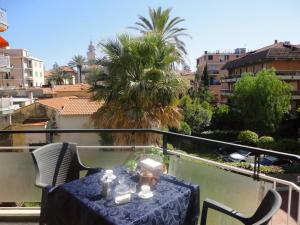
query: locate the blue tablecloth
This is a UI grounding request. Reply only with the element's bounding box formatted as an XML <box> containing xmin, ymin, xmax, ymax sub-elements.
<box><xmin>46</xmin><ymin>167</ymin><xmax>199</xmax><ymax>225</ymax></box>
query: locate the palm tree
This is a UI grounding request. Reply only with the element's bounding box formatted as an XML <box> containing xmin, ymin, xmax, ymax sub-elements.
<box><xmin>48</xmin><ymin>67</ymin><xmax>71</xmax><ymax>85</ymax></box>
<box><xmin>68</xmin><ymin>55</ymin><xmax>86</xmax><ymax>83</ymax></box>
<box><xmin>90</xmin><ymin>33</ymin><xmax>188</xmax><ymax>144</ymax></box>
<box><xmin>129</xmin><ymin>7</ymin><xmax>189</xmax><ymax>61</ymax></box>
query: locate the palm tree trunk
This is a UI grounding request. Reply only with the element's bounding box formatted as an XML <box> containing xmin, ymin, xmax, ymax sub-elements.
<box><xmin>79</xmin><ymin>66</ymin><xmax>82</xmax><ymax>83</ymax></box>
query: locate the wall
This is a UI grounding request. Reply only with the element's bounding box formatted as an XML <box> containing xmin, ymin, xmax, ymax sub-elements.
<box><xmin>7</xmin><ymin>53</ymin><xmax>23</xmax><ymax>87</ymax></box>
<box><xmin>32</xmin><ymin>59</ymin><xmax>44</xmax><ymax>87</ymax></box>
<box><xmin>267</xmin><ymin>60</ymin><xmax>300</xmax><ymax>71</ymax></box>
<box><xmin>56</xmin><ymin>115</ymin><xmax>100</xmax><ymax>146</ymax></box>
<box><xmin>11</xmin><ymin>103</ymin><xmax>50</xmax><ymax>124</ymax></box>
<box><xmin>11</xmin><ymin>124</ymin><xmax>47</xmax><ymax>150</ymax></box>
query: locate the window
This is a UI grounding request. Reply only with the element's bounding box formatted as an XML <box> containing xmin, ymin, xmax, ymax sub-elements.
<box><xmin>219</xmin><ymin>55</ymin><xmax>225</xmax><ymax>62</ymax></box>
<box><xmin>36</xmin><ymin>82</ymin><xmax>38</xmax><ymax>87</ymax></box>
<box><xmin>34</xmin><ymin>61</ymin><xmax>37</xmax><ymax>67</ymax></box>
<box><xmin>39</xmin><ymin>62</ymin><xmax>42</xmax><ymax>68</ymax></box>
<box><xmin>208</xmin><ymin>55</ymin><xmax>213</xmax><ymax>60</ymax></box>
<box><xmin>225</xmin><ymin>55</ymin><xmax>229</xmax><ymax>60</ymax></box>
<box><xmin>236</xmin><ymin>55</ymin><xmax>239</xmax><ymax>58</ymax></box>
<box><xmin>35</xmin><ymin>71</ymin><xmax>38</xmax><ymax>77</ymax></box>
<box><xmin>40</xmin><ymin>72</ymin><xmax>42</xmax><ymax>77</ymax></box>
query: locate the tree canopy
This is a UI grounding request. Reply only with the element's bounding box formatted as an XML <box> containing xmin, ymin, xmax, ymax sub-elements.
<box><xmin>68</xmin><ymin>55</ymin><xmax>86</xmax><ymax>83</ymax></box>
<box><xmin>233</xmin><ymin>69</ymin><xmax>291</xmax><ymax>134</ymax></box>
<box><xmin>90</xmin><ymin>32</ymin><xmax>188</xmax><ymax>144</ymax></box>
<box><xmin>179</xmin><ymin>95</ymin><xmax>213</xmax><ymax>134</ymax></box>
<box><xmin>47</xmin><ymin>63</ymin><xmax>72</xmax><ymax>85</ymax></box>
<box><xmin>129</xmin><ymin>7</ymin><xmax>189</xmax><ymax>62</ymax></box>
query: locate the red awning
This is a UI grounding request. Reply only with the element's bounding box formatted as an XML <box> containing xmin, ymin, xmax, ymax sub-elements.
<box><xmin>0</xmin><ymin>36</ymin><xmax>9</xmax><ymax>48</ymax></box>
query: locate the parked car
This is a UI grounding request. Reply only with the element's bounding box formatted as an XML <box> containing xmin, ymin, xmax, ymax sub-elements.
<box><xmin>216</xmin><ymin>141</ymin><xmax>243</xmax><ymax>157</ymax></box>
<box><xmin>228</xmin><ymin>150</ymin><xmax>255</xmax><ymax>163</ymax></box>
<box><xmin>250</xmin><ymin>155</ymin><xmax>293</xmax><ymax>168</ymax></box>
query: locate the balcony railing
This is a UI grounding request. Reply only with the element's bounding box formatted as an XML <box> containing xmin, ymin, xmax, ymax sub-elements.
<box><xmin>0</xmin><ymin>129</ymin><xmax>299</xmax><ymax>224</ymax></box>
<box><xmin>0</xmin><ymin>55</ymin><xmax>10</xmax><ymax>68</ymax></box>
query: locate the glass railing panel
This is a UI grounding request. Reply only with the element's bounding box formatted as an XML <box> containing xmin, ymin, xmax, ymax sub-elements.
<box><xmin>0</xmin><ymin>152</ymin><xmax>40</xmax><ymax>202</ymax></box>
<box><xmin>0</xmin><ymin>147</ymin><xmax>142</xmax><ymax>203</ymax></box>
<box><xmin>168</xmin><ymin>155</ymin><xmax>273</xmax><ymax>225</ymax></box>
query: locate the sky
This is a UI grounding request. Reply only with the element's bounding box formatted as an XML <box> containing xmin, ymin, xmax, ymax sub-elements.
<box><xmin>1</xmin><ymin>0</ymin><xmax>300</xmax><ymax>70</ymax></box>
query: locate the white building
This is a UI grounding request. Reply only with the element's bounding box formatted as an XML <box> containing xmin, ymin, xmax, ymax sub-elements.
<box><xmin>0</xmin><ymin>48</ymin><xmax>44</xmax><ymax>88</ymax></box>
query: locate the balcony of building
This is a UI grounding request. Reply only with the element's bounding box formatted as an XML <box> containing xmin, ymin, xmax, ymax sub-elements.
<box><xmin>277</xmin><ymin>71</ymin><xmax>300</xmax><ymax>80</ymax></box>
<box><xmin>0</xmin><ymin>129</ymin><xmax>299</xmax><ymax>225</ymax></box>
<box><xmin>0</xmin><ymin>55</ymin><xmax>10</xmax><ymax>73</ymax></box>
<box><xmin>292</xmin><ymin>90</ymin><xmax>300</xmax><ymax>100</ymax></box>
<box><xmin>0</xmin><ymin>9</ymin><xmax>8</xmax><ymax>32</ymax></box>
<box><xmin>220</xmin><ymin>75</ymin><xmax>240</xmax><ymax>83</ymax></box>
<box><xmin>220</xmin><ymin>89</ymin><xmax>233</xmax><ymax>96</ymax></box>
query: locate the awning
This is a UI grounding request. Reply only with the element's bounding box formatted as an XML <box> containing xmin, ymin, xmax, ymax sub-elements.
<box><xmin>0</xmin><ymin>36</ymin><xmax>9</xmax><ymax>48</ymax></box>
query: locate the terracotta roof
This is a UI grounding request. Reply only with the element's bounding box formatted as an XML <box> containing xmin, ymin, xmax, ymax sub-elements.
<box><xmin>22</xmin><ymin>118</ymin><xmax>49</xmax><ymax>127</ymax></box>
<box><xmin>41</xmin><ymin>84</ymin><xmax>90</xmax><ymax>95</ymax></box>
<box><xmin>53</xmin><ymin>84</ymin><xmax>90</xmax><ymax>92</ymax></box>
<box><xmin>38</xmin><ymin>96</ymin><xmax>74</xmax><ymax>110</ymax></box>
<box><xmin>223</xmin><ymin>42</ymin><xmax>300</xmax><ymax>70</ymax></box>
<box><xmin>44</xmin><ymin>66</ymin><xmax>76</xmax><ymax>78</ymax></box>
<box><xmin>38</xmin><ymin>96</ymin><xmax>101</xmax><ymax>115</ymax></box>
<box><xmin>42</xmin><ymin>88</ymin><xmax>55</xmax><ymax>95</ymax></box>
<box><xmin>44</xmin><ymin>71</ymin><xmax>53</xmax><ymax>78</ymax></box>
<box><xmin>59</xmin><ymin>97</ymin><xmax>102</xmax><ymax>115</ymax></box>
<box><xmin>60</xmin><ymin>66</ymin><xmax>76</xmax><ymax>73</ymax></box>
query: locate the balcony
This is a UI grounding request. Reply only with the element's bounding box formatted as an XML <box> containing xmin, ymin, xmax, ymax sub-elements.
<box><xmin>0</xmin><ymin>9</ymin><xmax>8</xmax><ymax>32</ymax></box>
<box><xmin>221</xmin><ymin>75</ymin><xmax>241</xmax><ymax>83</ymax></box>
<box><xmin>220</xmin><ymin>89</ymin><xmax>233</xmax><ymax>96</ymax></box>
<box><xmin>0</xmin><ymin>55</ymin><xmax>10</xmax><ymax>72</ymax></box>
<box><xmin>292</xmin><ymin>90</ymin><xmax>300</xmax><ymax>100</ymax></box>
<box><xmin>277</xmin><ymin>71</ymin><xmax>300</xmax><ymax>80</ymax></box>
<box><xmin>0</xmin><ymin>129</ymin><xmax>299</xmax><ymax>225</ymax></box>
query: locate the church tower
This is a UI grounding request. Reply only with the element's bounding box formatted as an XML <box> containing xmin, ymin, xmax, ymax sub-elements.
<box><xmin>87</xmin><ymin>41</ymin><xmax>96</xmax><ymax>62</ymax></box>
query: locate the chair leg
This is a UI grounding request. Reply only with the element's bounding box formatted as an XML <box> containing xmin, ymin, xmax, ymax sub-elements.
<box><xmin>39</xmin><ymin>188</ymin><xmax>48</xmax><ymax>225</ymax></box>
<box><xmin>200</xmin><ymin>202</ymin><xmax>208</xmax><ymax>225</ymax></box>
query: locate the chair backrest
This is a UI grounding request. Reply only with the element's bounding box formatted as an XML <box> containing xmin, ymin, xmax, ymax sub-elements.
<box><xmin>31</xmin><ymin>142</ymin><xmax>81</xmax><ymax>187</ymax></box>
<box><xmin>248</xmin><ymin>189</ymin><xmax>282</xmax><ymax>225</ymax></box>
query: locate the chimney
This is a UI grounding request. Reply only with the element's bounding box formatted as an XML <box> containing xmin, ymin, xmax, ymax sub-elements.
<box><xmin>204</xmin><ymin>51</ymin><xmax>207</xmax><ymax>55</ymax></box>
<box><xmin>274</xmin><ymin>40</ymin><xmax>278</xmax><ymax>44</ymax></box>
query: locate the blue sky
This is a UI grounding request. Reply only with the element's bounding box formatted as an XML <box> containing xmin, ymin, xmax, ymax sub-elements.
<box><xmin>1</xmin><ymin>0</ymin><xmax>300</xmax><ymax>69</ymax></box>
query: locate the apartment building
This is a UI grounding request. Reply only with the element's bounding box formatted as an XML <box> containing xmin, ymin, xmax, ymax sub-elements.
<box><xmin>0</xmin><ymin>48</ymin><xmax>44</xmax><ymax>88</ymax></box>
<box><xmin>221</xmin><ymin>41</ymin><xmax>300</xmax><ymax>108</ymax></box>
<box><xmin>0</xmin><ymin>8</ymin><xmax>11</xmax><ymax>87</ymax></box>
<box><xmin>196</xmin><ymin>48</ymin><xmax>246</xmax><ymax>103</ymax></box>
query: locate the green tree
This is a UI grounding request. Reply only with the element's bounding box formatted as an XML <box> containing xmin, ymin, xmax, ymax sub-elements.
<box><xmin>233</xmin><ymin>69</ymin><xmax>291</xmax><ymax>134</ymax></box>
<box><xmin>68</xmin><ymin>55</ymin><xmax>86</xmax><ymax>83</ymax></box>
<box><xmin>211</xmin><ymin>104</ymin><xmax>230</xmax><ymax>129</ymax></box>
<box><xmin>237</xmin><ymin>130</ymin><xmax>259</xmax><ymax>145</ymax></box>
<box><xmin>48</xmin><ymin>64</ymin><xmax>71</xmax><ymax>85</ymax></box>
<box><xmin>179</xmin><ymin>95</ymin><xmax>213</xmax><ymax>134</ymax></box>
<box><xmin>257</xmin><ymin>136</ymin><xmax>274</xmax><ymax>149</ymax></box>
<box><xmin>85</xmin><ymin>68</ymin><xmax>107</xmax><ymax>86</ymax></box>
<box><xmin>201</xmin><ymin>64</ymin><xmax>209</xmax><ymax>87</ymax></box>
<box><xmin>129</xmin><ymin>7</ymin><xmax>189</xmax><ymax>61</ymax></box>
<box><xmin>90</xmin><ymin>33</ymin><xmax>187</xmax><ymax>144</ymax></box>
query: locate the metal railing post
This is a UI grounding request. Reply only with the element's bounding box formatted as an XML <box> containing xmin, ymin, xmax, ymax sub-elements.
<box><xmin>49</xmin><ymin>131</ymin><xmax>54</xmax><ymax>143</ymax></box>
<box><xmin>163</xmin><ymin>134</ymin><xmax>168</xmax><ymax>155</ymax></box>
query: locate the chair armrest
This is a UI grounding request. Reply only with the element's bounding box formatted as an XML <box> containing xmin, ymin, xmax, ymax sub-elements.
<box><xmin>200</xmin><ymin>198</ymin><xmax>247</xmax><ymax>225</ymax></box>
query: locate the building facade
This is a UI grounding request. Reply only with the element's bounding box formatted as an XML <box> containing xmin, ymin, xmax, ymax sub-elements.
<box><xmin>0</xmin><ymin>48</ymin><xmax>44</xmax><ymax>88</ymax></box>
<box><xmin>0</xmin><ymin>8</ymin><xmax>11</xmax><ymax>87</ymax></box>
<box><xmin>221</xmin><ymin>41</ymin><xmax>300</xmax><ymax>109</ymax></box>
<box><xmin>196</xmin><ymin>48</ymin><xmax>246</xmax><ymax>103</ymax></box>
<box><xmin>45</xmin><ymin>66</ymin><xmax>76</xmax><ymax>85</ymax></box>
